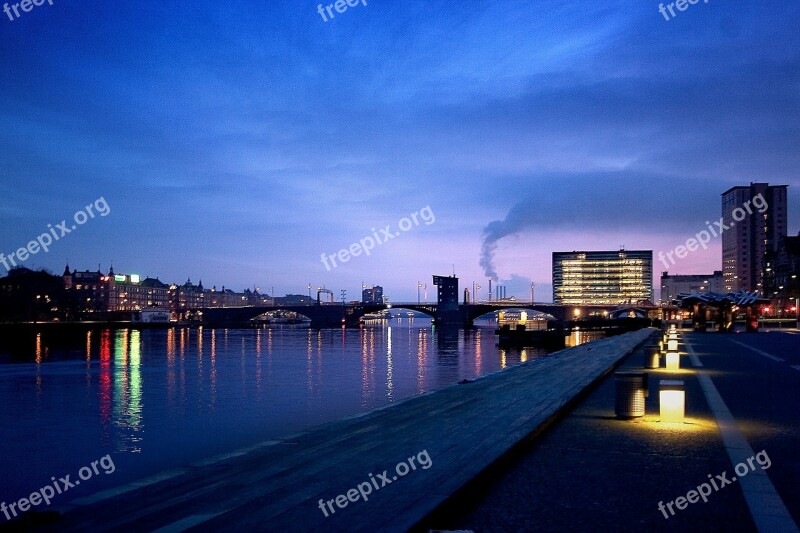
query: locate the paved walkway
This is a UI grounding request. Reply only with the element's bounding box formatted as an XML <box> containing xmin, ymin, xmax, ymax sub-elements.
<box><xmin>41</xmin><ymin>329</ymin><xmax>653</xmax><ymax>532</ymax></box>
<box><xmin>420</xmin><ymin>328</ymin><xmax>800</xmax><ymax>532</ymax></box>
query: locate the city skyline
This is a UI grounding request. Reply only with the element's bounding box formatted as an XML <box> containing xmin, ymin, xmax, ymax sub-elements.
<box><xmin>1</xmin><ymin>1</ymin><xmax>798</xmax><ymax>301</ymax></box>
<box><xmin>1</xmin><ymin>185</ymin><xmax>796</xmax><ymax>303</ymax></box>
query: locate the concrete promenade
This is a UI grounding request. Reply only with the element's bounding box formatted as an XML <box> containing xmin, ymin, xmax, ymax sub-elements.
<box><xmin>39</xmin><ymin>329</ymin><xmax>654</xmax><ymax>532</ymax></box>
<box><xmin>422</xmin><ymin>328</ymin><xmax>800</xmax><ymax>532</ymax></box>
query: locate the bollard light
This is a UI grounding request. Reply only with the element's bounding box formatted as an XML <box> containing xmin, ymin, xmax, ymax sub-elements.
<box><xmin>646</xmin><ymin>349</ymin><xmax>660</xmax><ymax>370</ymax></box>
<box><xmin>658</xmin><ymin>340</ymin><xmax>664</xmax><ymax>352</ymax></box>
<box><xmin>660</xmin><ymin>380</ymin><xmax>685</xmax><ymax>423</ymax></box>
<box><xmin>666</xmin><ymin>351</ymin><xmax>680</xmax><ymax>370</ymax></box>
<box><xmin>667</xmin><ymin>339</ymin><xmax>678</xmax><ymax>352</ymax></box>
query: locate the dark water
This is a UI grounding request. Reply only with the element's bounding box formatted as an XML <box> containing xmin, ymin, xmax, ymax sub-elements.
<box><xmin>0</xmin><ymin>318</ymin><xmax>596</xmax><ymax>504</ymax></box>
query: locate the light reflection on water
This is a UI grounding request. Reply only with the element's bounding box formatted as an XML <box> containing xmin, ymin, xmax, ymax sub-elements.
<box><xmin>0</xmin><ymin>319</ymin><xmax>594</xmax><ymax>502</ymax></box>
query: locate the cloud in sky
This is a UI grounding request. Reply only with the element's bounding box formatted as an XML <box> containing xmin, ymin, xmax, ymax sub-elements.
<box><xmin>0</xmin><ymin>0</ymin><xmax>797</xmax><ymax>300</ymax></box>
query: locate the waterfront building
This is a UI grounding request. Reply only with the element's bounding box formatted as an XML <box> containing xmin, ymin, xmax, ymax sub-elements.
<box><xmin>552</xmin><ymin>249</ymin><xmax>653</xmax><ymax>305</ymax></box>
<box><xmin>362</xmin><ymin>286</ymin><xmax>384</xmax><ymax>304</ymax></box>
<box><xmin>141</xmin><ymin>277</ymin><xmax>170</xmax><ymax>308</ymax></box>
<box><xmin>207</xmin><ymin>286</ymin><xmax>247</xmax><ymax>307</ymax></box>
<box><xmin>660</xmin><ymin>271</ymin><xmax>724</xmax><ymax>303</ymax></box>
<box><xmin>722</xmin><ymin>182</ymin><xmax>788</xmax><ymax>292</ymax></box>
<box><xmin>169</xmin><ymin>279</ymin><xmax>205</xmax><ymax>318</ymax></box>
<box><xmin>62</xmin><ymin>265</ymin><xmax>109</xmax><ymax>314</ymax></box>
<box><xmin>763</xmin><ymin>232</ymin><xmax>800</xmax><ymax>314</ymax></box>
<box><xmin>107</xmin><ymin>269</ymin><xmax>170</xmax><ymax>311</ymax></box>
<box><xmin>432</xmin><ymin>275</ymin><xmax>459</xmax><ymax>310</ymax></box>
<box><xmin>0</xmin><ymin>267</ymin><xmax>65</xmax><ymax>321</ymax></box>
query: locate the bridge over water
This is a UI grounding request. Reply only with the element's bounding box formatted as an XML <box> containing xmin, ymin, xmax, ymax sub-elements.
<box><xmin>195</xmin><ymin>274</ymin><xmax>658</xmax><ymax>328</ymax></box>
<box><xmin>197</xmin><ymin>301</ymin><xmax>634</xmax><ymax>328</ymax></box>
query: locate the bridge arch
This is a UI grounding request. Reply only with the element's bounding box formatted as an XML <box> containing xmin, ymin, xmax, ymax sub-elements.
<box><xmin>464</xmin><ymin>304</ymin><xmax>571</xmax><ymax>323</ymax></box>
<box><xmin>385</xmin><ymin>305</ymin><xmax>437</xmax><ymax>319</ymax></box>
<box><xmin>251</xmin><ymin>309</ymin><xmax>314</xmax><ymax>324</ymax></box>
<box><xmin>470</xmin><ymin>307</ymin><xmax>558</xmax><ymax>322</ymax></box>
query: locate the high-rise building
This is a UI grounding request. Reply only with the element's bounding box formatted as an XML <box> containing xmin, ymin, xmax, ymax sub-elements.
<box><xmin>660</xmin><ymin>271</ymin><xmax>724</xmax><ymax>302</ymax></box>
<box><xmin>763</xmin><ymin>232</ymin><xmax>800</xmax><ymax>311</ymax></box>
<box><xmin>552</xmin><ymin>250</ymin><xmax>653</xmax><ymax>305</ymax></box>
<box><xmin>721</xmin><ymin>183</ymin><xmax>788</xmax><ymax>292</ymax></box>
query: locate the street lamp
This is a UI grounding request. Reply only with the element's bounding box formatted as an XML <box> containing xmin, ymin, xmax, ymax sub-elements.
<box><xmin>531</xmin><ymin>282</ymin><xmax>535</xmax><ymax>304</ymax></box>
<box><xmin>308</xmin><ymin>283</ymin><xmax>312</xmax><ymax>303</ymax></box>
<box><xmin>424</xmin><ymin>283</ymin><xmax>428</xmax><ymax>303</ymax></box>
<box><xmin>417</xmin><ymin>282</ymin><xmax>423</xmax><ymax>304</ymax></box>
<box><xmin>341</xmin><ymin>289</ymin><xmax>347</xmax><ymax>305</ymax></box>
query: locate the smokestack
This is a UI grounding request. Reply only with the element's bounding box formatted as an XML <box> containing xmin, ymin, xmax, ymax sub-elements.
<box><xmin>489</xmin><ymin>279</ymin><xmax>492</xmax><ymax>301</ymax></box>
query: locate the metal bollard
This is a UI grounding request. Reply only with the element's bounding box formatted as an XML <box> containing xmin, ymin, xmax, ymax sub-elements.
<box><xmin>615</xmin><ymin>371</ymin><xmax>646</xmax><ymax>418</ymax></box>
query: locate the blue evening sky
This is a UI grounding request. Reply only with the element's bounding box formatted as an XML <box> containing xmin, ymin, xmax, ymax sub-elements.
<box><xmin>1</xmin><ymin>0</ymin><xmax>798</xmax><ymax>301</ymax></box>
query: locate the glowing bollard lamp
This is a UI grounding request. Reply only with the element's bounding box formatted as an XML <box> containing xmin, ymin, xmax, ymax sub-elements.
<box><xmin>666</xmin><ymin>351</ymin><xmax>680</xmax><ymax>370</ymax></box>
<box><xmin>667</xmin><ymin>339</ymin><xmax>678</xmax><ymax>352</ymax></box>
<box><xmin>660</xmin><ymin>380</ymin><xmax>685</xmax><ymax>423</ymax></box>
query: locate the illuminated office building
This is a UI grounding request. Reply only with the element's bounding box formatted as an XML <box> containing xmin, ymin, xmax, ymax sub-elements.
<box><xmin>553</xmin><ymin>250</ymin><xmax>653</xmax><ymax>305</ymax></box>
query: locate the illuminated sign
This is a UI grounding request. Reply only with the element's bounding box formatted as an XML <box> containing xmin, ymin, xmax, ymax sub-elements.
<box><xmin>130</xmin><ymin>274</ymin><xmax>141</xmax><ymax>284</ymax></box>
<box><xmin>114</xmin><ymin>275</ymin><xmax>126</xmax><ymax>283</ymax></box>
